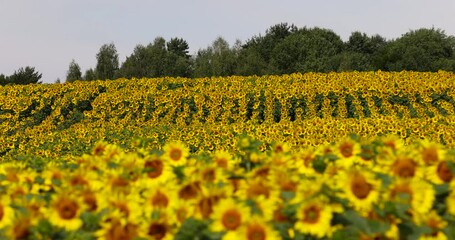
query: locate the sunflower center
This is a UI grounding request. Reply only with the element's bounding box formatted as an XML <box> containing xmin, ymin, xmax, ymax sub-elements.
<box><xmin>202</xmin><ymin>168</ymin><xmax>216</xmax><ymax>182</ymax></box>
<box><xmin>151</xmin><ymin>191</ymin><xmax>169</xmax><ymax>208</ymax></box>
<box><xmin>437</xmin><ymin>161</ymin><xmax>453</xmax><ymax>183</ymax></box>
<box><xmin>56</xmin><ymin>198</ymin><xmax>79</xmax><ymax>220</ymax></box>
<box><xmin>350</xmin><ymin>173</ymin><xmax>372</xmax><ymax>199</ymax></box>
<box><xmin>215</xmin><ymin>158</ymin><xmax>228</xmax><ymax>169</ymax></box>
<box><xmin>70</xmin><ymin>175</ymin><xmax>89</xmax><ymax>187</ymax></box>
<box><xmin>148</xmin><ymin>223</ymin><xmax>167</xmax><ymax>239</ymax></box>
<box><xmin>106</xmin><ymin>220</ymin><xmax>138</xmax><ymax>240</ymax></box>
<box><xmin>178</xmin><ymin>182</ymin><xmax>200</xmax><ymax>200</ymax></box>
<box><xmin>198</xmin><ymin>196</ymin><xmax>219</xmax><ymax>219</ymax></box>
<box><xmin>247</xmin><ymin>182</ymin><xmax>270</xmax><ymax>199</ymax></box>
<box><xmin>303</xmin><ymin>205</ymin><xmax>321</xmax><ymax>224</ymax></box>
<box><xmin>83</xmin><ymin>193</ymin><xmax>98</xmax><ymax>212</ymax></box>
<box><xmin>422</xmin><ymin>146</ymin><xmax>439</xmax><ymax>165</ymax></box>
<box><xmin>222</xmin><ymin>209</ymin><xmax>242</xmax><ymax>230</ymax></box>
<box><xmin>339</xmin><ymin>142</ymin><xmax>354</xmax><ymax>158</ymax></box>
<box><xmin>246</xmin><ymin>224</ymin><xmax>266</xmax><ymax>240</ymax></box>
<box><xmin>144</xmin><ymin>160</ymin><xmax>164</xmax><ymax>179</ymax></box>
<box><xmin>13</xmin><ymin>219</ymin><xmax>31</xmax><ymax>239</ymax></box>
<box><xmin>169</xmin><ymin>149</ymin><xmax>182</xmax><ymax>161</ymax></box>
<box><xmin>393</xmin><ymin>157</ymin><xmax>416</xmax><ymax>178</ymax></box>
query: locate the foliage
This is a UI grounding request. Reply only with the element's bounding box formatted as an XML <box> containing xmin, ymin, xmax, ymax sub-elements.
<box><xmin>66</xmin><ymin>59</ymin><xmax>82</xmax><ymax>82</ymax></box>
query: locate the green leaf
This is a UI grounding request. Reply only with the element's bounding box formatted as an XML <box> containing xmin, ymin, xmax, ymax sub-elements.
<box><xmin>343</xmin><ymin>210</ymin><xmax>371</xmax><ymax>234</ymax></box>
<box><xmin>367</xmin><ymin>219</ymin><xmax>390</xmax><ymax>234</ymax></box>
<box><xmin>174</xmin><ymin>218</ymin><xmax>208</xmax><ymax>240</ymax></box>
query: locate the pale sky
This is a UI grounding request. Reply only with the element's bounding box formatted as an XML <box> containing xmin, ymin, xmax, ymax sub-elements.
<box><xmin>1</xmin><ymin>0</ymin><xmax>454</xmax><ymax>83</ymax></box>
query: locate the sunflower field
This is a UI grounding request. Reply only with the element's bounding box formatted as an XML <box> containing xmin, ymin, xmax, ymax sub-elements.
<box><xmin>1</xmin><ymin>71</ymin><xmax>455</xmax><ymax>239</ymax></box>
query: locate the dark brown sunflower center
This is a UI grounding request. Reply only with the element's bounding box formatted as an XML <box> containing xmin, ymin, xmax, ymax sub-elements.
<box><xmin>222</xmin><ymin>209</ymin><xmax>242</xmax><ymax>230</ymax></box>
<box><xmin>303</xmin><ymin>205</ymin><xmax>321</xmax><ymax>224</ymax></box>
<box><xmin>148</xmin><ymin>223</ymin><xmax>167</xmax><ymax>239</ymax></box>
<box><xmin>151</xmin><ymin>191</ymin><xmax>169</xmax><ymax>208</ymax></box>
<box><xmin>246</xmin><ymin>224</ymin><xmax>266</xmax><ymax>240</ymax></box>
<box><xmin>350</xmin><ymin>174</ymin><xmax>372</xmax><ymax>199</ymax></box>
<box><xmin>170</xmin><ymin>149</ymin><xmax>182</xmax><ymax>161</ymax></box>
<box><xmin>393</xmin><ymin>157</ymin><xmax>416</xmax><ymax>178</ymax></box>
<box><xmin>144</xmin><ymin>160</ymin><xmax>164</xmax><ymax>178</ymax></box>
<box><xmin>56</xmin><ymin>198</ymin><xmax>79</xmax><ymax>220</ymax></box>
<box><xmin>437</xmin><ymin>161</ymin><xmax>453</xmax><ymax>183</ymax></box>
<box><xmin>422</xmin><ymin>147</ymin><xmax>439</xmax><ymax>165</ymax></box>
<box><xmin>340</xmin><ymin>142</ymin><xmax>354</xmax><ymax>158</ymax></box>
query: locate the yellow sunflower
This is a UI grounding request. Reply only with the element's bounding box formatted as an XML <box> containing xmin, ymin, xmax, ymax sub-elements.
<box><xmin>386</xmin><ymin>178</ymin><xmax>434</xmax><ymax>215</ymax></box>
<box><xmin>414</xmin><ymin>211</ymin><xmax>448</xmax><ymax>240</ymax></box>
<box><xmin>425</xmin><ymin>160</ymin><xmax>453</xmax><ymax>184</ymax></box>
<box><xmin>238</xmin><ymin>216</ymin><xmax>281</xmax><ymax>240</ymax></box>
<box><xmin>95</xmin><ymin>211</ymin><xmax>140</xmax><ymax>240</ymax></box>
<box><xmin>417</xmin><ymin>140</ymin><xmax>446</xmax><ymax>166</ymax></box>
<box><xmin>210</xmin><ymin>198</ymin><xmax>251</xmax><ymax>237</ymax></box>
<box><xmin>47</xmin><ymin>193</ymin><xmax>83</xmax><ymax>231</ymax></box>
<box><xmin>162</xmin><ymin>141</ymin><xmax>190</xmax><ymax>166</ymax></box>
<box><xmin>294</xmin><ymin>197</ymin><xmax>334</xmax><ymax>238</ymax></box>
<box><xmin>339</xmin><ymin>168</ymin><xmax>381</xmax><ymax>213</ymax></box>
<box><xmin>3</xmin><ymin>215</ymin><xmax>33</xmax><ymax>240</ymax></box>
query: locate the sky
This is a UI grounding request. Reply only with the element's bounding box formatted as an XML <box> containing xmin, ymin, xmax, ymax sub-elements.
<box><xmin>0</xmin><ymin>0</ymin><xmax>454</xmax><ymax>83</ymax></box>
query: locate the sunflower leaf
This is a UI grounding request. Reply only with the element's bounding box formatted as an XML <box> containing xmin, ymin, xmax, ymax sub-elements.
<box><xmin>343</xmin><ymin>210</ymin><xmax>371</xmax><ymax>234</ymax></box>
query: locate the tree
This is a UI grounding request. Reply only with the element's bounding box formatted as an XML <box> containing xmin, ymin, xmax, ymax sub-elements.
<box><xmin>66</xmin><ymin>59</ymin><xmax>82</xmax><ymax>82</ymax></box>
<box><xmin>84</xmin><ymin>68</ymin><xmax>97</xmax><ymax>81</ymax></box>
<box><xmin>95</xmin><ymin>43</ymin><xmax>119</xmax><ymax>80</ymax></box>
<box><xmin>167</xmin><ymin>38</ymin><xmax>190</xmax><ymax>59</ymax></box>
<box><xmin>383</xmin><ymin>28</ymin><xmax>455</xmax><ymax>71</ymax></box>
<box><xmin>8</xmin><ymin>66</ymin><xmax>42</xmax><ymax>85</ymax></box>
<box><xmin>0</xmin><ymin>74</ymin><xmax>8</xmax><ymax>86</ymax></box>
<box><xmin>271</xmin><ymin>27</ymin><xmax>344</xmax><ymax>74</ymax></box>
<box><xmin>193</xmin><ymin>36</ymin><xmax>238</xmax><ymax>77</ymax></box>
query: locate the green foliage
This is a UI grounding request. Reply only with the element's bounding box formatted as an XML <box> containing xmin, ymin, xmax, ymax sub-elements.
<box><xmin>66</xmin><ymin>59</ymin><xmax>82</xmax><ymax>82</ymax></box>
<box><xmin>383</xmin><ymin>28</ymin><xmax>455</xmax><ymax>71</ymax></box>
<box><xmin>95</xmin><ymin>43</ymin><xmax>119</xmax><ymax>80</ymax></box>
<box><xmin>6</xmin><ymin>66</ymin><xmax>42</xmax><ymax>85</ymax></box>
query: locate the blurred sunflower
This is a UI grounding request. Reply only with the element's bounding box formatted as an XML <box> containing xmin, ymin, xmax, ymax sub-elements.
<box><xmin>162</xmin><ymin>141</ymin><xmax>190</xmax><ymax>167</ymax></box>
<box><xmin>47</xmin><ymin>192</ymin><xmax>83</xmax><ymax>231</ymax></box>
<box><xmin>238</xmin><ymin>216</ymin><xmax>280</xmax><ymax>240</ymax></box>
<box><xmin>339</xmin><ymin>168</ymin><xmax>381</xmax><ymax>212</ymax></box>
<box><xmin>209</xmin><ymin>198</ymin><xmax>251</xmax><ymax>239</ymax></box>
<box><xmin>386</xmin><ymin>178</ymin><xmax>434</xmax><ymax>215</ymax></box>
<box><xmin>294</xmin><ymin>197</ymin><xmax>334</xmax><ymax>238</ymax></box>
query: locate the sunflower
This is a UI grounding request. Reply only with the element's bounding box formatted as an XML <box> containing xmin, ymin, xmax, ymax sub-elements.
<box><xmin>47</xmin><ymin>193</ymin><xmax>83</xmax><ymax>231</ymax></box>
<box><xmin>140</xmin><ymin>218</ymin><xmax>175</xmax><ymax>240</ymax></box>
<box><xmin>413</xmin><ymin>211</ymin><xmax>448</xmax><ymax>239</ymax></box>
<box><xmin>388</xmin><ymin>154</ymin><xmax>424</xmax><ymax>179</ymax></box>
<box><xmin>95</xmin><ymin>211</ymin><xmax>140</xmax><ymax>240</ymax></box>
<box><xmin>139</xmin><ymin>154</ymin><xmax>174</xmax><ymax>185</ymax></box>
<box><xmin>3</xmin><ymin>215</ymin><xmax>33</xmax><ymax>240</ymax></box>
<box><xmin>162</xmin><ymin>141</ymin><xmax>190</xmax><ymax>167</ymax></box>
<box><xmin>0</xmin><ymin>196</ymin><xmax>14</xmax><ymax>229</ymax></box>
<box><xmin>235</xmin><ymin>179</ymin><xmax>281</xmax><ymax>221</ymax></box>
<box><xmin>425</xmin><ymin>160</ymin><xmax>453</xmax><ymax>184</ymax></box>
<box><xmin>417</xmin><ymin>140</ymin><xmax>446</xmax><ymax>166</ymax></box>
<box><xmin>386</xmin><ymin>178</ymin><xmax>434</xmax><ymax>215</ymax></box>
<box><xmin>212</xmin><ymin>149</ymin><xmax>239</xmax><ymax>170</ymax></box>
<box><xmin>294</xmin><ymin>197</ymin><xmax>334</xmax><ymax>238</ymax></box>
<box><xmin>339</xmin><ymin>168</ymin><xmax>381</xmax><ymax>213</ymax></box>
<box><xmin>210</xmin><ymin>198</ymin><xmax>251</xmax><ymax>239</ymax></box>
<box><xmin>238</xmin><ymin>216</ymin><xmax>281</xmax><ymax>240</ymax></box>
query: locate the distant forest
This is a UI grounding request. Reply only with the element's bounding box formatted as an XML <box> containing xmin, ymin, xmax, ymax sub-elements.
<box><xmin>1</xmin><ymin>23</ymin><xmax>455</xmax><ymax>85</ymax></box>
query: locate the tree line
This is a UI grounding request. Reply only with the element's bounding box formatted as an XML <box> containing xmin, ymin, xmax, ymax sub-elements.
<box><xmin>1</xmin><ymin>23</ymin><xmax>455</xmax><ymax>85</ymax></box>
